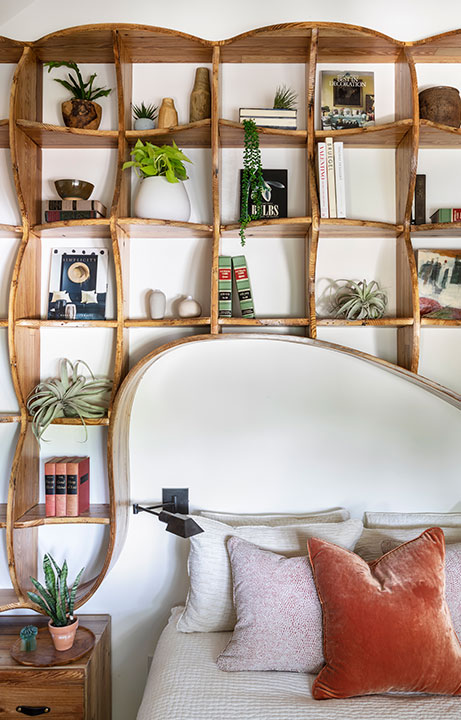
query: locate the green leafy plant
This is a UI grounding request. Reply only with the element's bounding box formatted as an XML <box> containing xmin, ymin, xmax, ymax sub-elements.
<box><xmin>122</xmin><ymin>139</ymin><xmax>192</xmax><ymax>182</ymax></box>
<box><xmin>273</xmin><ymin>85</ymin><xmax>298</xmax><ymax>110</ymax></box>
<box><xmin>28</xmin><ymin>554</ymin><xmax>84</xmax><ymax>627</ymax></box>
<box><xmin>239</xmin><ymin>119</ymin><xmax>266</xmax><ymax>246</ymax></box>
<box><xmin>334</xmin><ymin>279</ymin><xmax>388</xmax><ymax>320</ymax></box>
<box><xmin>44</xmin><ymin>61</ymin><xmax>112</xmax><ymax>101</ymax></box>
<box><xmin>132</xmin><ymin>102</ymin><xmax>158</xmax><ymax>121</ymax></box>
<box><xmin>26</xmin><ymin>358</ymin><xmax>112</xmax><ymax>443</ymax></box>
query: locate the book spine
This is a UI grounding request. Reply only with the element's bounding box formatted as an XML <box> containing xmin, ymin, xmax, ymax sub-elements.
<box><xmin>55</xmin><ymin>459</ymin><xmax>67</xmax><ymax>517</ymax></box>
<box><xmin>44</xmin><ymin>459</ymin><xmax>56</xmax><ymax>517</ymax></box>
<box><xmin>218</xmin><ymin>256</ymin><xmax>232</xmax><ymax>318</ymax></box>
<box><xmin>334</xmin><ymin>141</ymin><xmax>346</xmax><ymax>219</ymax></box>
<box><xmin>452</xmin><ymin>208</ymin><xmax>461</xmax><ymax>222</ymax></box>
<box><xmin>44</xmin><ymin>210</ymin><xmax>101</xmax><ymax>221</ymax></box>
<box><xmin>430</xmin><ymin>208</ymin><xmax>452</xmax><ymax>223</ymax></box>
<box><xmin>325</xmin><ymin>137</ymin><xmax>337</xmax><ymax>218</ymax></box>
<box><xmin>239</xmin><ymin>108</ymin><xmax>297</xmax><ymax>119</ymax></box>
<box><xmin>232</xmin><ymin>255</ymin><xmax>255</xmax><ymax>319</ymax></box>
<box><xmin>77</xmin><ymin>457</ymin><xmax>90</xmax><ymax>515</ymax></box>
<box><xmin>414</xmin><ymin>174</ymin><xmax>426</xmax><ymax>225</ymax></box>
<box><xmin>44</xmin><ymin>199</ymin><xmax>106</xmax><ymax>214</ymax></box>
<box><xmin>318</xmin><ymin>142</ymin><xmax>329</xmax><ymax>219</ymax></box>
<box><xmin>66</xmin><ymin>459</ymin><xmax>79</xmax><ymax>517</ymax></box>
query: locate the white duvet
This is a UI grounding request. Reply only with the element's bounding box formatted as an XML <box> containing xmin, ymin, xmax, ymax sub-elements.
<box><xmin>137</xmin><ymin>607</ymin><xmax>461</xmax><ymax>720</ymax></box>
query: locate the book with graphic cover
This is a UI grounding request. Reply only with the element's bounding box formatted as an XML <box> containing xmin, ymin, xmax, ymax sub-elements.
<box><xmin>320</xmin><ymin>71</ymin><xmax>375</xmax><ymax>130</ymax></box>
<box><xmin>240</xmin><ymin>169</ymin><xmax>287</xmax><ymax>221</ymax></box>
<box><xmin>47</xmin><ymin>247</ymin><xmax>109</xmax><ymax>321</ymax></box>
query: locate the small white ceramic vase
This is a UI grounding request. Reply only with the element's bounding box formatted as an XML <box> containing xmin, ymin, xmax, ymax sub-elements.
<box><xmin>134</xmin><ymin>117</ymin><xmax>155</xmax><ymax>130</ymax></box>
<box><xmin>178</xmin><ymin>295</ymin><xmax>202</xmax><ymax>318</ymax></box>
<box><xmin>149</xmin><ymin>289</ymin><xmax>166</xmax><ymax>319</ymax></box>
<box><xmin>134</xmin><ymin>176</ymin><xmax>191</xmax><ymax>221</ymax></box>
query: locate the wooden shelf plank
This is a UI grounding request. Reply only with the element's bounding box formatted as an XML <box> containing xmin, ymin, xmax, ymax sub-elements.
<box><xmin>16</xmin><ymin>119</ymin><xmax>118</xmax><ymax>148</ymax></box>
<box><xmin>16</xmin><ymin>319</ymin><xmax>118</xmax><ymax>328</ymax></box>
<box><xmin>320</xmin><ymin>219</ymin><xmax>403</xmax><ymax>237</ymax></box>
<box><xmin>127</xmin><ymin>119</ymin><xmax>211</xmax><ymax>148</ymax></box>
<box><xmin>0</xmin><ymin>223</ymin><xmax>22</xmax><ymax>237</ymax></box>
<box><xmin>125</xmin><ymin>317</ymin><xmax>211</xmax><ymax>327</ymax></box>
<box><xmin>15</xmin><ymin>504</ymin><xmax>110</xmax><ymax>528</ymax></box>
<box><xmin>117</xmin><ymin>218</ymin><xmax>213</xmax><ymax>237</ymax></box>
<box><xmin>421</xmin><ymin>318</ymin><xmax>461</xmax><ymax>327</ymax></box>
<box><xmin>33</xmin><ymin>219</ymin><xmax>111</xmax><ymax>238</ymax></box>
<box><xmin>0</xmin><ymin>319</ymin><xmax>8</xmax><ymax>327</ymax></box>
<box><xmin>0</xmin><ymin>504</ymin><xmax>6</xmax><ymax>528</ymax></box>
<box><xmin>27</xmin><ymin>415</ymin><xmax>109</xmax><ymax>426</ymax></box>
<box><xmin>0</xmin><ymin>414</ymin><xmax>21</xmax><ymax>424</ymax></box>
<box><xmin>0</xmin><ymin>119</ymin><xmax>9</xmax><ymax>149</ymax></box>
<box><xmin>411</xmin><ymin>222</ymin><xmax>461</xmax><ymax>236</ymax></box>
<box><xmin>0</xmin><ymin>36</ymin><xmax>24</xmax><ymax>63</ymax></box>
<box><xmin>222</xmin><ymin>217</ymin><xmax>311</xmax><ymax>237</ymax></box>
<box><xmin>317</xmin><ymin>317</ymin><xmax>414</xmax><ymax>327</ymax></box>
<box><xmin>219</xmin><ymin>317</ymin><xmax>309</xmax><ymax>326</ymax></box>
<box><xmin>315</xmin><ymin>119</ymin><xmax>413</xmax><ymax>148</ymax></box>
<box><xmin>219</xmin><ymin>119</ymin><xmax>307</xmax><ymax>148</ymax></box>
<box><xmin>408</xmin><ymin>32</ymin><xmax>461</xmax><ymax>63</ymax></box>
<box><xmin>419</xmin><ymin>119</ymin><xmax>461</xmax><ymax>147</ymax></box>
<box><xmin>0</xmin><ymin>589</ymin><xmax>21</xmax><ymax>611</ymax></box>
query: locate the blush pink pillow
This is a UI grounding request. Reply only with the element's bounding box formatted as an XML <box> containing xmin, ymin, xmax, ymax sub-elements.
<box><xmin>217</xmin><ymin>536</ymin><xmax>323</xmax><ymax>673</ymax></box>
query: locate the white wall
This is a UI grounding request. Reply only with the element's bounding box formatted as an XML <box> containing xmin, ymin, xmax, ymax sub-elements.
<box><xmin>1</xmin><ymin>2</ymin><xmax>461</xmax><ymax>719</ymax></box>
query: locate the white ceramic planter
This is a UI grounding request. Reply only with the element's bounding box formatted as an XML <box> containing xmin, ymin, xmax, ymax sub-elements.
<box><xmin>134</xmin><ymin>117</ymin><xmax>155</xmax><ymax>130</ymax></box>
<box><xmin>134</xmin><ymin>176</ymin><xmax>191</xmax><ymax>221</ymax></box>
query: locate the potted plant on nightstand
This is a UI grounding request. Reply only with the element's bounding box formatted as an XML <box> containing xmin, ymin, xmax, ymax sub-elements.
<box><xmin>123</xmin><ymin>139</ymin><xmax>192</xmax><ymax>221</ymax></box>
<box><xmin>44</xmin><ymin>61</ymin><xmax>112</xmax><ymax>130</ymax></box>
<box><xmin>28</xmin><ymin>554</ymin><xmax>84</xmax><ymax>651</ymax></box>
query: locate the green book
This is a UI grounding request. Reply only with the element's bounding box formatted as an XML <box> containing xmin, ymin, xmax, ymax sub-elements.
<box><xmin>232</xmin><ymin>255</ymin><xmax>255</xmax><ymax>319</ymax></box>
<box><xmin>218</xmin><ymin>256</ymin><xmax>232</xmax><ymax>318</ymax></box>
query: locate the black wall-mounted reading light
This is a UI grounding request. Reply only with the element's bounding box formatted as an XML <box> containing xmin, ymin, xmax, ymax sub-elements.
<box><xmin>132</xmin><ymin>488</ymin><xmax>204</xmax><ymax>538</ymax></box>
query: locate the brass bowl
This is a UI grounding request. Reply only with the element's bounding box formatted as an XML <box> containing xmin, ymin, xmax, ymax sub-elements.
<box><xmin>54</xmin><ymin>179</ymin><xmax>94</xmax><ymax>200</ymax></box>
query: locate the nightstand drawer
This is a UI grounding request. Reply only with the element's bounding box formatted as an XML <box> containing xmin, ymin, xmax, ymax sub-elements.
<box><xmin>0</xmin><ymin>669</ymin><xmax>85</xmax><ymax>718</ymax></box>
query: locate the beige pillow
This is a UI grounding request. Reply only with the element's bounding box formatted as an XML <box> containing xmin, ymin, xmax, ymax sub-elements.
<box><xmin>363</xmin><ymin>511</ymin><xmax>461</xmax><ymax>528</ymax></box>
<box><xmin>176</xmin><ymin>516</ymin><xmax>363</xmax><ymax>633</ymax></box>
<box><xmin>355</xmin><ymin>526</ymin><xmax>461</xmax><ymax>563</ymax></box>
<box><xmin>200</xmin><ymin>507</ymin><xmax>349</xmax><ymax>526</ymax></box>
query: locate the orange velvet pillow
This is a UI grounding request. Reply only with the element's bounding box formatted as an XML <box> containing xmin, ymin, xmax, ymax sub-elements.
<box><xmin>308</xmin><ymin>527</ymin><xmax>461</xmax><ymax>699</ymax></box>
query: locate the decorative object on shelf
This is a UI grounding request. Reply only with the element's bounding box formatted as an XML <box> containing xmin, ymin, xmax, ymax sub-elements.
<box><xmin>157</xmin><ymin>97</ymin><xmax>178</xmax><ymax>128</ymax></box>
<box><xmin>44</xmin><ymin>61</ymin><xmax>112</xmax><ymax>130</ymax></box>
<box><xmin>54</xmin><ymin>179</ymin><xmax>94</xmax><ymax>200</ymax></box>
<box><xmin>123</xmin><ymin>139</ymin><xmax>192</xmax><ymax>221</ymax></box>
<box><xmin>239</xmin><ymin>84</ymin><xmax>297</xmax><ymax>130</ymax></box>
<box><xmin>27</xmin><ymin>358</ymin><xmax>112</xmax><ymax>443</ymax></box>
<box><xmin>132</xmin><ymin>101</ymin><xmax>158</xmax><ymax>130</ymax></box>
<box><xmin>239</xmin><ymin>119</ymin><xmax>266</xmax><ymax>246</ymax></box>
<box><xmin>178</xmin><ymin>295</ymin><xmax>202</xmax><ymax>318</ymax></box>
<box><xmin>419</xmin><ymin>86</ymin><xmax>461</xmax><ymax>128</ymax></box>
<box><xmin>47</xmin><ymin>248</ymin><xmax>109</xmax><ymax>320</ymax></box>
<box><xmin>240</xmin><ymin>168</ymin><xmax>287</xmax><ymax>221</ymax></box>
<box><xmin>273</xmin><ymin>84</ymin><xmax>298</xmax><ymax>110</ymax></box>
<box><xmin>334</xmin><ymin>279</ymin><xmax>387</xmax><ymax>320</ymax></box>
<box><xmin>19</xmin><ymin>625</ymin><xmax>38</xmax><ymax>652</ymax></box>
<box><xmin>189</xmin><ymin>67</ymin><xmax>211</xmax><ymax>122</ymax></box>
<box><xmin>413</xmin><ymin>174</ymin><xmax>426</xmax><ymax>225</ymax></box>
<box><xmin>320</xmin><ymin>71</ymin><xmax>374</xmax><ymax>130</ymax></box>
<box><xmin>43</xmin><ymin>198</ymin><xmax>106</xmax><ymax>223</ymax></box>
<box><xmin>218</xmin><ymin>256</ymin><xmax>233</xmax><ymax>318</ymax></box>
<box><xmin>149</xmin><ymin>289</ymin><xmax>166</xmax><ymax>319</ymax></box>
<box><xmin>430</xmin><ymin>208</ymin><xmax>461</xmax><ymax>223</ymax></box>
<box><xmin>417</xmin><ymin>249</ymin><xmax>461</xmax><ymax>320</ymax></box>
<box><xmin>27</xmin><ymin>554</ymin><xmax>84</xmax><ymax>651</ymax></box>
<box><xmin>232</xmin><ymin>255</ymin><xmax>255</xmax><ymax>318</ymax></box>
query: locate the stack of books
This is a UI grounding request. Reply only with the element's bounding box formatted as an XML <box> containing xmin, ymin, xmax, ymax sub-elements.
<box><xmin>43</xmin><ymin>200</ymin><xmax>107</xmax><ymax>223</ymax></box>
<box><xmin>430</xmin><ymin>208</ymin><xmax>461</xmax><ymax>223</ymax></box>
<box><xmin>44</xmin><ymin>456</ymin><xmax>90</xmax><ymax>517</ymax></box>
<box><xmin>239</xmin><ymin>108</ymin><xmax>297</xmax><ymax>130</ymax></box>
<box><xmin>317</xmin><ymin>137</ymin><xmax>346</xmax><ymax>219</ymax></box>
<box><xmin>218</xmin><ymin>255</ymin><xmax>255</xmax><ymax>318</ymax></box>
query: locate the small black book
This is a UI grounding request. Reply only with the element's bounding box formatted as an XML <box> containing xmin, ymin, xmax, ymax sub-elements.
<box><xmin>240</xmin><ymin>169</ymin><xmax>288</xmax><ymax>220</ymax></box>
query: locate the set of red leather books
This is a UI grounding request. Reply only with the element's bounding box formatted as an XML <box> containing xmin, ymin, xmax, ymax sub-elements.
<box><xmin>44</xmin><ymin>456</ymin><xmax>90</xmax><ymax>517</ymax></box>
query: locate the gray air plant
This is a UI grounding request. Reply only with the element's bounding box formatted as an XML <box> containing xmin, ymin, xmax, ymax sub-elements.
<box><xmin>334</xmin><ymin>279</ymin><xmax>388</xmax><ymax>320</ymax></box>
<box><xmin>27</xmin><ymin>358</ymin><xmax>112</xmax><ymax>443</ymax></box>
<box><xmin>28</xmin><ymin>554</ymin><xmax>84</xmax><ymax>627</ymax></box>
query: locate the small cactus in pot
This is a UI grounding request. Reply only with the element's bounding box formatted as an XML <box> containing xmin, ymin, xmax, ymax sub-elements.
<box><xmin>132</xmin><ymin>101</ymin><xmax>158</xmax><ymax>130</ymax></box>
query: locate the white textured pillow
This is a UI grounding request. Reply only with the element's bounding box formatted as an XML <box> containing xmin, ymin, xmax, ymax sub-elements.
<box><xmin>200</xmin><ymin>507</ymin><xmax>350</xmax><ymax>526</ymax></box>
<box><xmin>355</xmin><ymin>526</ymin><xmax>461</xmax><ymax>562</ymax></box>
<box><xmin>364</xmin><ymin>511</ymin><xmax>461</xmax><ymax>528</ymax></box>
<box><xmin>176</xmin><ymin>516</ymin><xmax>363</xmax><ymax>633</ymax></box>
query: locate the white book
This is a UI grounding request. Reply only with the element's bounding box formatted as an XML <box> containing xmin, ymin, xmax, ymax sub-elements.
<box><xmin>325</xmin><ymin>136</ymin><xmax>336</xmax><ymax>219</ymax></box>
<box><xmin>317</xmin><ymin>142</ymin><xmax>329</xmax><ymax>218</ymax></box>
<box><xmin>239</xmin><ymin>108</ymin><xmax>297</xmax><ymax>119</ymax></box>
<box><xmin>334</xmin><ymin>142</ymin><xmax>346</xmax><ymax>218</ymax></box>
<box><xmin>239</xmin><ymin>115</ymin><xmax>297</xmax><ymax>129</ymax></box>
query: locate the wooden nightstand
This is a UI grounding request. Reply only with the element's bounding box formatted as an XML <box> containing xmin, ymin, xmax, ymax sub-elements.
<box><xmin>0</xmin><ymin>614</ymin><xmax>111</xmax><ymax>718</ymax></box>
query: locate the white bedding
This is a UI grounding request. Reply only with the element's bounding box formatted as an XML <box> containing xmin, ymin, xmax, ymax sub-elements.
<box><xmin>137</xmin><ymin>607</ymin><xmax>461</xmax><ymax>720</ymax></box>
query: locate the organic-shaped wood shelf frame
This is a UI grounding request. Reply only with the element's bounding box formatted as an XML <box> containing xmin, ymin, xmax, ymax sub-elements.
<box><xmin>1</xmin><ymin>21</ymin><xmax>461</xmax><ymax>613</ymax></box>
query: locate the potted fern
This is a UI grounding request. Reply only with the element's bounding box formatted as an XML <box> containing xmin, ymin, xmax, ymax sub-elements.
<box><xmin>132</xmin><ymin>101</ymin><xmax>158</xmax><ymax>130</ymax></box>
<box><xmin>123</xmin><ymin>139</ymin><xmax>192</xmax><ymax>221</ymax></box>
<box><xmin>28</xmin><ymin>554</ymin><xmax>84</xmax><ymax>651</ymax></box>
<box><xmin>44</xmin><ymin>61</ymin><xmax>112</xmax><ymax>130</ymax></box>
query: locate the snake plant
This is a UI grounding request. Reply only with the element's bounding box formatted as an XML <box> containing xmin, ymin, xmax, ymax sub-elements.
<box><xmin>28</xmin><ymin>554</ymin><xmax>84</xmax><ymax>626</ymax></box>
<box><xmin>27</xmin><ymin>358</ymin><xmax>112</xmax><ymax>443</ymax></box>
<box><xmin>334</xmin><ymin>279</ymin><xmax>387</xmax><ymax>320</ymax></box>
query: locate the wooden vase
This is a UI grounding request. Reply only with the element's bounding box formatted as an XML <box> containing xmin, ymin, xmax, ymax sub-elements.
<box><xmin>61</xmin><ymin>99</ymin><xmax>102</xmax><ymax>130</ymax></box>
<box><xmin>419</xmin><ymin>86</ymin><xmax>461</xmax><ymax>128</ymax></box>
<box><xmin>158</xmin><ymin>98</ymin><xmax>178</xmax><ymax>128</ymax></box>
<box><xmin>189</xmin><ymin>67</ymin><xmax>211</xmax><ymax>122</ymax></box>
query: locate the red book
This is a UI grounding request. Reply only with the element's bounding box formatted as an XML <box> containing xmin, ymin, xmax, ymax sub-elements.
<box><xmin>55</xmin><ymin>457</ymin><xmax>67</xmax><ymax>517</ymax></box>
<box><xmin>44</xmin><ymin>457</ymin><xmax>57</xmax><ymax>517</ymax></box>
<box><xmin>66</xmin><ymin>456</ymin><xmax>90</xmax><ymax>516</ymax></box>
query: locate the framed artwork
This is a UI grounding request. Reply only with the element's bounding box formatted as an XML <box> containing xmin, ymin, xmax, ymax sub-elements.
<box><xmin>417</xmin><ymin>249</ymin><xmax>461</xmax><ymax>319</ymax></box>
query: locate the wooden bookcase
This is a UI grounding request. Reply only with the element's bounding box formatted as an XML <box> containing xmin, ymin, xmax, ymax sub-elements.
<box><xmin>0</xmin><ymin>22</ymin><xmax>460</xmax><ymax>613</ymax></box>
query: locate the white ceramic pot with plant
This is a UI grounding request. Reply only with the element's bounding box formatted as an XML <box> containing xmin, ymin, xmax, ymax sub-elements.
<box><xmin>123</xmin><ymin>139</ymin><xmax>192</xmax><ymax>221</ymax></box>
<box><xmin>132</xmin><ymin>101</ymin><xmax>158</xmax><ymax>130</ymax></box>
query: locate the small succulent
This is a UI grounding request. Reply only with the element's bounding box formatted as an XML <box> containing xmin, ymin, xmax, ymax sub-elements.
<box><xmin>334</xmin><ymin>279</ymin><xmax>387</xmax><ymax>320</ymax></box>
<box><xmin>44</xmin><ymin>61</ymin><xmax>112</xmax><ymax>102</ymax></box>
<box><xmin>273</xmin><ymin>85</ymin><xmax>298</xmax><ymax>110</ymax></box>
<box><xmin>28</xmin><ymin>554</ymin><xmax>84</xmax><ymax>627</ymax></box>
<box><xmin>132</xmin><ymin>102</ymin><xmax>158</xmax><ymax>121</ymax></box>
<box><xmin>26</xmin><ymin>358</ymin><xmax>112</xmax><ymax>443</ymax></box>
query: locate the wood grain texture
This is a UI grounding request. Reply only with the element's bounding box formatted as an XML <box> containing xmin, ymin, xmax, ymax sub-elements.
<box><xmin>307</xmin><ymin>30</ymin><xmax>319</xmax><ymax>337</ymax></box>
<box><xmin>221</xmin><ymin>217</ymin><xmax>311</xmax><ymax>237</ymax></box>
<box><xmin>315</xmin><ymin>119</ymin><xmax>413</xmax><ymax>147</ymax></box>
<box><xmin>16</xmin><ymin>119</ymin><xmax>118</xmax><ymax>147</ymax></box>
<box><xmin>319</xmin><ymin>219</ymin><xmax>402</xmax><ymax>237</ymax></box>
<box><xmin>210</xmin><ymin>45</ymin><xmax>221</xmax><ymax>334</ymax></box>
<box><xmin>219</xmin><ymin>119</ymin><xmax>307</xmax><ymax>147</ymax></box>
<box><xmin>127</xmin><ymin>119</ymin><xmax>211</xmax><ymax>147</ymax></box>
<box><xmin>15</xmin><ymin>504</ymin><xmax>110</xmax><ymax>528</ymax></box>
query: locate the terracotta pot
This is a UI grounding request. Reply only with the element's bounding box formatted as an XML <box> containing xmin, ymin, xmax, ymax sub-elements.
<box><xmin>419</xmin><ymin>86</ymin><xmax>461</xmax><ymax>128</ymax></box>
<box><xmin>48</xmin><ymin>617</ymin><xmax>78</xmax><ymax>651</ymax></box>
<box><xmin>61</xmin><ymin>99</ymin><xmax>102</xmax><ymax>130</ymax></box>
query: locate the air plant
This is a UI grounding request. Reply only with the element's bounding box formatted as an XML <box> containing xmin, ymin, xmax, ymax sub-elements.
<box><xmin>273</xmin><ymin>84</ymin><xmax>298</xmax><ymax>110</ymax></box>
<box><xmin>28</xmin><ymin>554</ymin><xmax>84</xmax><ymax>627</ymax></box>
<box><xmin>26</xmin><ymin>358</ymin><xmax>112</xmax><ymax>443</ymax></box>
<box><xmin>43</xmin><ymin>61</ymin><xmax>112</xmax><ymax>102</ymax></box>
<box><xmin>239</xmin><ymin>119</ymin><xmax>266</xmax><ymax>246</ymax></box>
<box><xmin>334</xmin><ymin>279</ymin><xmax>388</xmax><ymax>320</ymax></box>
<box><xmin>132</xmin><ymin>102</ymin><xmax>158</xmax><ymax>121</ymax></box>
